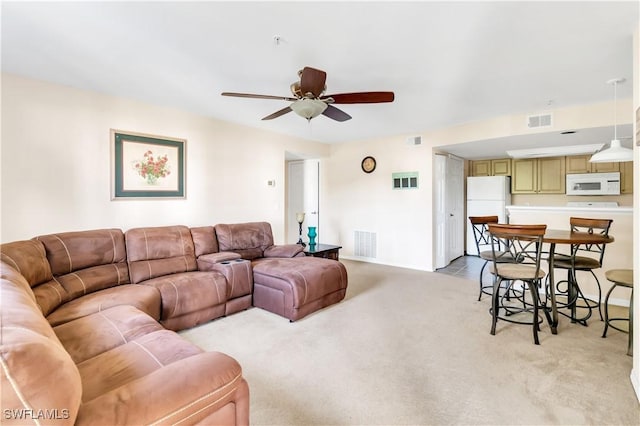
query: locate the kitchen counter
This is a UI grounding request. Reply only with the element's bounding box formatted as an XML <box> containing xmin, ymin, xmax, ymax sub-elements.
<box><xmin>507</xmin><ymin>205</ymin><xmax>633</xmax><ymax>214</ymax></box>
<box><xmin>506</xmin><ymin>204</ymin><xmax>633</xmax><ymax>306</ymax></box>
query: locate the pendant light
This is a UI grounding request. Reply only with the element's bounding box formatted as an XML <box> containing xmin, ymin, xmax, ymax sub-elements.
<box><xmin>590</xmin><ymin>78</ymin><xmax>633</xmax><ymax>163</ymax></box>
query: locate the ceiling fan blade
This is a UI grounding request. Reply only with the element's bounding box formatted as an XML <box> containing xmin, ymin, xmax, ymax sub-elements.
<box><xmin>325</xmin><ymin>92</ymin><xmax>395</xmax><ymax>104</ymax></box>
<box><xmin>262</xmin><ymin>106</ymin><xmax>293</xmax><ymax>120</ymax></box>
<box><xmin>221</xmin><ymin>92</ymin><xmax>297</xmax><ymax>102</ymax></box>
<box><xmin>322</xmin><ymin>105</ymin><xmax>352</xmax><ymax>122</ymax></box>
<box><xmin>299</xmin><ymin>67</ymin><xmax>327</xmax><ymax>98</ymax></box>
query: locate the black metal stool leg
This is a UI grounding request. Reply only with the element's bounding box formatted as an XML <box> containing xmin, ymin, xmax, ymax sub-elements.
<box><xmin>490</xmin><ymin>277</ymin><xmax>501</xmax><ymax>336</ymax></box>
<box><xmin>478</xmin><ymin>259</ymin><xmax>488</xmax><ymax>301</ymax></box>
<box><xmin>627</xmin><ymin>290</ymin><xmax>633</xmax><ymax>356</ymax></box>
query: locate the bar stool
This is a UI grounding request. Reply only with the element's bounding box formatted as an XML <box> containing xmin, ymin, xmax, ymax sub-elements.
<box><xmin>550</xmin><ymin>217</ymin><xmax>613</xmax><ymax>323</ymax></box>
<box><xmin>487</xmin><ymin>223</ymin><xmax>549</xmax><ymax>345</ymax></box>
<box><xmin>469</xmin><ymin>216</ymin><xmax>514</xmax><ymax>301</ymax></box>
<box><xmin>602</xmin><ymin>269</ymin><xmax>633</xmax><ymax>356</ymax></box>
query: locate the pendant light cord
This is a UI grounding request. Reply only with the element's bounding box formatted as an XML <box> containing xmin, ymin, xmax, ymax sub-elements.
<box><xmin>613</xmin><ymin>80</ymin><xmax>617</xmax><ymax>141</ymax></box>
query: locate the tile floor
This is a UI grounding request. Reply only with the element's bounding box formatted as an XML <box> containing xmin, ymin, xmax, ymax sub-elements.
<box><xmin>435</xmin><ymin>255</ymin><xmax>487</xmax><ymax>281</ymax></box>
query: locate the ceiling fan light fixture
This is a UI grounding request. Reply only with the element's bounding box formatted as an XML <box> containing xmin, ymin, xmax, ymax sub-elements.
<box><xmin>290</xmin><ymin>98</ymin><xmax>327</xmax><ymax>120</ymax></box>
<box><xmin>590</xmin><ymin>78</ymin><xmax>634</xmax><ymax>163</ymax></box>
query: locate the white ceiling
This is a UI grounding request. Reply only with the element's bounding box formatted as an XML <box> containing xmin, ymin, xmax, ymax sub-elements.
<box><xmin>1</xmin><ymin>1</ymin><xmax>637</xmax><ymax>159</ymax></box>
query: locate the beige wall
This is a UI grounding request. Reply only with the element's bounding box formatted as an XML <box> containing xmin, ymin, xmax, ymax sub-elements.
<box><xmin>427</xmin><ymin>99</ymin><xmax>634</xmax><ymax>147</ymax></box>
<box><xmin>1</xmin><ymin>71</ymin><xmax>636</xmax><ymax>275</ymax></box>
<box><xmin>0</xmin><ymin>73</ymin><xmax>330</xmax><ymax>243</ymax></box>
<box><xmin>322</xmin><ymin>135</ymin><xmax>434</xmax><ymax>270</ymax></box>
<box><xmin>631</xmin><ymin>23</ymin><xmax>639</xmax><ymax>402</ymax></box>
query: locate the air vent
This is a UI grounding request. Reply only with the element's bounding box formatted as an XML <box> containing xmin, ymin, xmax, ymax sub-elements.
<box><xmin>354</xmin><ymin>231</ymin><xmax>377</xmax><ymax>258</ymax></box>
<box><xmin>406</xmin><ymin>136</ymin><xmax>422</xmax><ymax>145</ymax></box>
<box><xmin>527</xmin><ymin>113</ymin><xmax>553</xmax><ymax>129</ymax></box>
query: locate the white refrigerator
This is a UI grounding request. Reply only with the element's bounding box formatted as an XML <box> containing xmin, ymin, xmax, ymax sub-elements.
<box><xmin>466</xmin><ymin>176</ymin><xmax>511</xmax><ymax>255</ymax></box>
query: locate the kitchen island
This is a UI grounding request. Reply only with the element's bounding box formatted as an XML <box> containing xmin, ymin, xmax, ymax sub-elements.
<box><xmin>506</xmin><ymin>205</ymin><xmax>633</xmax><ymax>307</ymax></box>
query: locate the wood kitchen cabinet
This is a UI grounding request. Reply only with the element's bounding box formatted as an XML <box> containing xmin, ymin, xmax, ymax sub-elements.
<box><xmin>620</xmin><ymin>161</ymin><xmax>633</xmax><ymax>194</ymax></box>
<box><xmin>470</xmin><ymin>159</ymin><xmax>511</xmax><ymax>176</ymax></box>
<box><xmin>511</xmin><ymin>157</ymin><xmax>565</xmax><ymax>194</ymax></box>
<box><xmin>565</xmin><ymin>155</ymin><xmax>619</xmax><ymax>173</ymax></box>
<box><xmin>473</xmin><ymin>154</ymin><xmax>631</xmax><ymax>195</ymax></box>
<box><xmin>591</xmin><ymin>162</ymin><xmax>620</xmax><ymax>173</ymax></box>
<box><xmin>565</xmin><ymin>155</ymin><xmax>591</xmax><ymax>174</ymax></box>
<box><xmin>470</xmin><ymin>160</ymin><xmax>491</xmax><ymax>176</ymax></box>
<box><xmin>491</xmin><ymin>158</ymin><xmax>511</xmax><ymax>176</ymax></box>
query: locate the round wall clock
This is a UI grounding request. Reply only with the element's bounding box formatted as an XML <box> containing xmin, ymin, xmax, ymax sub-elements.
<box><xmin>361</xmin><ymin>156</ymin><xmax>376</xmax><ymax>173</ymax></box>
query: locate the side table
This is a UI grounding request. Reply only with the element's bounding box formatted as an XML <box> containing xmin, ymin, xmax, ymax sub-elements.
<box><xmin>303</xmin><ymin>243</ymin><xmax>342</xmax><ymax>261</ymax></box>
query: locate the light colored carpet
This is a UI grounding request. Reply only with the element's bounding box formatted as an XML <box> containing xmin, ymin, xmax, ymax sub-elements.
<box><xmin>179</xmin><ymin>260</ymin><xmax>639</xmax><ymax>425</ymax></box>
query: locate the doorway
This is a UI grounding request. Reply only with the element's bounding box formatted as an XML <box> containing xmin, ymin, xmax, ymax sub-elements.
<box><xmin>434</xmin><ymin>153</ymin><xmax>464</xmax><ymax>269</ymax></box>
<box><xmin>286</xmin><ymin>159</ymin><xmax>320</xmax><ymax>244</ymax></box>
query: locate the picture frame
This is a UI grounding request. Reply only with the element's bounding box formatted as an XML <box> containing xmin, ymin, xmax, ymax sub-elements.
<box><xmin>111</xmin><ymin>130</ymin><xmax>186</xmax><ymax>199</ymax></box>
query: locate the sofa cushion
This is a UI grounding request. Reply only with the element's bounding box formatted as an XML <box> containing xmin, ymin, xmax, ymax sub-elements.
<box><xmin>215</xmin><ymin>222</ymin><xmax>274</xmax><ymax>260</ymax></box>
<box><xmin>1</xmin><ymin>239</ymin><xmax>53</xmax><ymax>287</ymax></box>
<box><xmin>46</xmin><ymin>284</ymin><xmax>162</xmax><ymax>327</ymax></box>
<box><xmin>264</xmin><ymin>244</ymin><xmax>304</xmax><ymax>258</ymax></box>
<box><xmin>54</xmin><ymin>305</ymin><xmax>164</xmax><ymax>364</ymax></box>
<box><xmin>1</xmin><ymin>263</ymin><xmax>82</xmax><ymax>425</ymax></box>
<box><xmin>36</xmin><ymin>229</ymin><xmax>128</xmax><ymax>276</ymax></box>
<box><xmin>139</xmin><ymin>271</ymin><xmax>227</xmax><ymax>330</ymax></box>
<box><xmin>1</xmin><ymin>240</ymin><xmax>68</xmax><ymax>315</ymax></box>
<box><xmin>190</xmin><ymin>226</ymin><xmax>219</xmax><ymax>257</ymax></box>
<box><xmin>125</xmin><ymin>225</ymin><xmax>197</xmax><ymax>283</ymax></box>
<box><xmin>76</xmin><ymin>346</ymin><xmax>248</xmax><ymax>425</ymax></box>
<box><xmin>53</xmin><ymin>262</ymin><xmax>131</xmax><ymax>301</ymax></box>
<box><xmin>35</xmin><ymin>229</ymin><xmax>131</xmax><ymax>310</ymax></box>
<box><xmin>253</xmin><ymin>256</ymin><xmax>348</xmax><ymax>308</ymax></box>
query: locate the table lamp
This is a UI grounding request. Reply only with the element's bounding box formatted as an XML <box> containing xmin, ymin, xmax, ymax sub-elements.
<box><xmin>296</xmin><ymin>212</ymin><xmax>306</xmax><ymax>247</ymax></box>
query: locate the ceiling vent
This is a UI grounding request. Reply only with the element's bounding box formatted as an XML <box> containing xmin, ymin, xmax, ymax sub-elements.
<box><xmin>406</xmin><ymin>136</ymin><xmax>422</xmax><ymax>146</ymax></box>
<box><xmin>526</xmin><ymin>112</ymin><xmax>553</xmax><ymax>129</ymax></box>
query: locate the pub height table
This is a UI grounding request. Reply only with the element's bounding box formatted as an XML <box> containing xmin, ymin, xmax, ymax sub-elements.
<box><xmin>542</xmin><ymin>229</ymin><xmax>614</xmax><ymax>334</ymax></box>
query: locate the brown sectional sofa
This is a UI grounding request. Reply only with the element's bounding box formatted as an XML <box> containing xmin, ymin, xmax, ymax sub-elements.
<box><xmin>212</xmin><ymin>222</ymin><xmax>348</xmax><ymax>321</ymax></box>
<box><xmin>125</xmin><ymin>225</ymin><xmax>229</xmax><ymax>331</ymax></box>
<box><xmin>1</xmin><ymin>221</ymin><xmax>347</xmax><ymax>425</ymax></box>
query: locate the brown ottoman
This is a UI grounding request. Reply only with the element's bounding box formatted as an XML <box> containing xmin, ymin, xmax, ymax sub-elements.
<box><xmin>251</xmin><ymin>257</ymin><xmax>348</xmax><ymax>321</ymax></box>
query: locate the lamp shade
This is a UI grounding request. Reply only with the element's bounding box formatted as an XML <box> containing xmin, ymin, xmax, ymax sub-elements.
<box><xmin>290</xmin><ymin>99</ymin><xmax>327</xmax><ymax>120</ymax></box>
<box><xmin>589</xmin><ymin>140</ymin><xmax>633</xmax><ymax>163</ymax></box>
<box><xmin>591</xmin><ymin>78</ymin><xmax>633</xmax><ymax>163</ymax></box>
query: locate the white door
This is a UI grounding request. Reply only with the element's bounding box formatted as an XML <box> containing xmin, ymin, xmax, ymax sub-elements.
<box><xmin>287</xmin><ymin>159</ymin><xmax>319</xmax><ymax>244</ymax></box>
<box><xmin>434</xmin><ymin>155</ymin><xmax>447</xmax><ymax>268</ymax></box>
<box><xmin>446</xmin><ymin>155</ymin><xmax>465</xmax><ymax>262</ymax></box>
<box><xmin>434</xmin><ymin>154</ymin><xmax>465</xmax><ymax>268</ymax></box>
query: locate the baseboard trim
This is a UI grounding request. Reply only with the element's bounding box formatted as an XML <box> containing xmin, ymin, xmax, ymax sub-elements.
<box><xmin>339</xmin><ymin>255</ymin><xmax>433</xmax><ymax>272</ymax></box>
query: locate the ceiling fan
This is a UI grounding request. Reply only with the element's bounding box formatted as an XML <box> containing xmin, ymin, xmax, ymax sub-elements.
<box><xmin>221</xmin><ymin>66</ymin><xmax>394</xmax><ymax>122</ymax></box>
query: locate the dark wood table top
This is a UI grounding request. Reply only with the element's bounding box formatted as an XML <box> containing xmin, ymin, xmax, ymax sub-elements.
<box><xmin>542</xmin><ymin>229</ymin><xmax>614</xmax><ymax>245</ymax></box>
<box><xmin>303</xmin><ymin>243</ymin><xmax>342</xmax><ymax>254</ymax></box>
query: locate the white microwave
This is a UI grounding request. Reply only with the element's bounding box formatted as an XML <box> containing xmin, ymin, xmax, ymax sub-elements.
<box><xmin>566</xmin><ymin>172</ymin><xmax>620</xmax><ymax>196</ymax></box>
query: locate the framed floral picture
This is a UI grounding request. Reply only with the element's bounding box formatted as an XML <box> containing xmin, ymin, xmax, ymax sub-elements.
<box><xmin>111</xmin><ymin>130</ymin><xmax>186</xmax><ymax>199</ymax></box>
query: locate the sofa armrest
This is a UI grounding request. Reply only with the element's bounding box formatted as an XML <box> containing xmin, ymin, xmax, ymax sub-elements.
<box><xmin>263</xmin><ymin>244</ymin><xmax>304</xmax><ymax>258</ymax></box>
<box><xmin>76</xmin><ymin>352</ymin><xmax>249</xmax><ymax>425</ymax></box>
<box><xmin>197</xmin><ymin>251</ymin><xmax>243</xmax><ymax>271</ymax></box>
<box><xmin>198</xmin><ymin>251</ymin><xmax>242</xmax><ymax>264</ymax></box>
